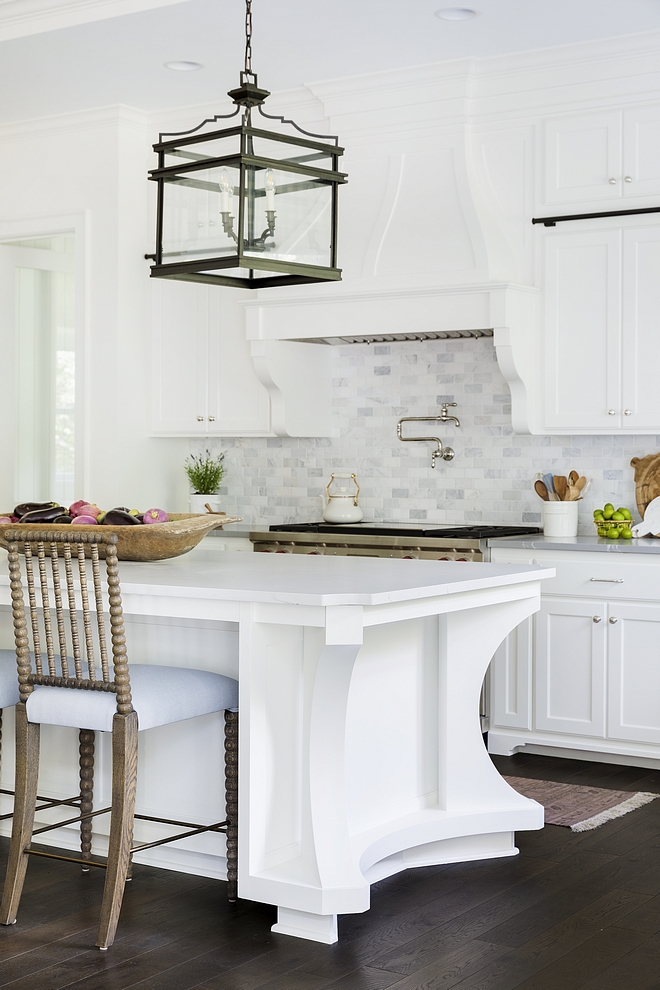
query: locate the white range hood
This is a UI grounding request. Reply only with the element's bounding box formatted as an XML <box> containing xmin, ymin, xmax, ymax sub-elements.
<box><xmin>239</xmin><ymin>74</ymin><xmax>539</xmax><ymax>436</ymax></box>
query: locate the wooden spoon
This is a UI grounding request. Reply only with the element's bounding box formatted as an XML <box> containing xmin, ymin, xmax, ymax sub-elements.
<box><xmin>554</xmin><ymin>476</ymin><xmax>568</xmax><ymax>501</ymax></box>
<box><xmin>576</xmin><ymin>476</ymin><xmax>587</xmax><ymax>492</ymax></box>
<box><xmin>567</xmin><ymin>485</ymin><xmax>580</xmax><ymax>501</ymax></box>
<box><xmin>534</xmin><ymin>480</ymin><xmax>550</xmax><ymax>501</ymax></box>
<box><xmin>568</xmin><ymin>470</ymin><xmax>579</xmax><ymax>486</ymax></box>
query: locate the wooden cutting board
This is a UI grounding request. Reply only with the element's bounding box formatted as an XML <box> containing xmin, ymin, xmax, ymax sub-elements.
<box><xmin>630</xmin><ymin>452</ymin><xmax>660</xmax><ymax>518</ymax></box>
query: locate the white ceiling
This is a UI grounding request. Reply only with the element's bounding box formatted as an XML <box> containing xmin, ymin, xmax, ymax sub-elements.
<box><xmin>1</xmin><ymin>0</ymin><xmax>660</xmax><ymax>124</ymax></box>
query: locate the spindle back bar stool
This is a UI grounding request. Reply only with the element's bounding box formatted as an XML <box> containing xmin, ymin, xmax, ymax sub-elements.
<box><xmin>0</xmin><ymin>529</ymin><xmax>238</xmax><ymax>950</ymax></box>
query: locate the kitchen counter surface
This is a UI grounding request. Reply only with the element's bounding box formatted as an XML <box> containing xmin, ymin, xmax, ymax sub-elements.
<box><xmin>102</xmin><ymin>541</ymin><xmax>552</xmax><ymax>606</ymax></box>
<box><xmin>489</xmin><ymin>534</ymin><xmax>660</xmax><ymax>554</ymax></box>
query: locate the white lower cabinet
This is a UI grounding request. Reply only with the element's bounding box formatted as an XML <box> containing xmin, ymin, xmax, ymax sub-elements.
<box><xmin>535</xmin><ymin>598</ymin><xmax>606</xmax><ymax>738</ymax></box>
<box><xmin>489</xmin><ymin>549</ymin><xmax>660</xmax><ymax>765</ymax></box>
<box><xmin>608</xmin><ymin>603</ymin><xmax>660</xmax><ymax>746</ymax></box>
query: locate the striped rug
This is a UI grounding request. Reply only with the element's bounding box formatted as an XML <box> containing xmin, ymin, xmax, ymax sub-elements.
<box><xmin>504</xmin><ymin>775</ymin><xmax>659</xmax><ymax>832</ymax></box>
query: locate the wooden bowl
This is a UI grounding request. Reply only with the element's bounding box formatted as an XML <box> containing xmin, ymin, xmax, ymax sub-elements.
<box><xmin>0</xmin><ymin>513</ymin><xmax>242</xmax><ymax>562</ymax></box>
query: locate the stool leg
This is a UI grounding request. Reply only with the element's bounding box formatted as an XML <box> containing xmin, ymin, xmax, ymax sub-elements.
<box><xmin>96</xmin><ymin>711</ymin><xmax>138</xmax><ymax>950</ymax></box>
<box><xmin>79</xmin><ymin>729</ymin><xmax>95</xmax><ymax>872</ymax></box>
<box><xmin>0</xmin><ymin>703</ymin><xmax>40</xmax><ymax>925</ymax></box>
<box><xmin>224</xmin><ymin>710</ymin><xmax>238</xmax><ymax>903</ymax></box>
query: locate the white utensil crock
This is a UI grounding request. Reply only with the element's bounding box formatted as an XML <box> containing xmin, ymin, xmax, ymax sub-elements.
<box><xmin>543</xmin><ymin>500</ymin><xmax>578</xmax><ymax>537</ymax></box>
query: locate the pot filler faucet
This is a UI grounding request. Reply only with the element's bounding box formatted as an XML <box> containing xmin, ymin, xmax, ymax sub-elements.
<box><xmin>396</xmin><ymin>403</ymin><xmax>460</xmax><ymax>468</ymax></box>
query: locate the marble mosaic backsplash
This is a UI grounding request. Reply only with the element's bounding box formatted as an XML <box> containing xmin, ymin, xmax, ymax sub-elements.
<box><xmin>191</xmin><ymin>337</ymin><xmax>659</xmax><ymax>534</ymax></box>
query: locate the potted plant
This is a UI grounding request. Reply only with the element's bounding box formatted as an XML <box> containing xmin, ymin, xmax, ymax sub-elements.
<box><xmin>185</xmin><ymin>450</ymin><xmax>225</xmax><ymax>514</ymax></box>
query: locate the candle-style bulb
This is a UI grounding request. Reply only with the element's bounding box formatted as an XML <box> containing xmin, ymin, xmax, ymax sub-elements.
<box><xmin>264</xmin><ymin>168</ymin><xmax>276</xmax><ymax>211</ymax></box>
<box><xmin>219</xmin><ymin>169</ymin><xmax>232</xmax><ymax>214</ymax></box>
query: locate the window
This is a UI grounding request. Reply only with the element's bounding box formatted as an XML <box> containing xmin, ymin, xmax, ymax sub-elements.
<box><xmin>0</xmin><ymin>235</ymin><xmax>77</xmax><ymax>506</ymax></box>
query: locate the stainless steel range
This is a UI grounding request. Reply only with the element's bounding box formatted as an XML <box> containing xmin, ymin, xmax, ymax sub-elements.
<box><xmin>248</xmin><ymin>523</ymin><xmax>542</xmax><ymax>562</ymax></box>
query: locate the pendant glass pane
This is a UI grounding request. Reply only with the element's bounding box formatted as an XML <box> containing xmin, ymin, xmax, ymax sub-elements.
<box><xmin>161</xmin><ymin>165</ymin><xmax>240</xmax><ymax>264</ymax></box>
<box><xmin>242</xmin><ymin>165</ymin><xmax>333</xmax><ymax>269</ymax></box>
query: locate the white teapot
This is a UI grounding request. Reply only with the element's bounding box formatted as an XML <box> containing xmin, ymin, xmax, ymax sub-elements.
<box><xmin>322</xmin><ymin>473</ymin><xmax>364</xmax><ymax>524</ymax></box>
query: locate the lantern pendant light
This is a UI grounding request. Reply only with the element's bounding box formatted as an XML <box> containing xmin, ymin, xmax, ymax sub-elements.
<box><xmin>147</xmin><ymin>0</ymin><xmax>347</xmax><ymax>289</ymax></box>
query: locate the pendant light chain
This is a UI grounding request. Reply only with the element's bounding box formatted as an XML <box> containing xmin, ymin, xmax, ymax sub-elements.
<box><xmin>245</xmin><ymin>0</ymin><xmax>252</xmax><ymax>74</ymax></box>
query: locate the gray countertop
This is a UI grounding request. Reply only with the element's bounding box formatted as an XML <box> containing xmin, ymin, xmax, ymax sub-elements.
<box><xmin>488</xmin><ymin>534</ymin><xmax>660</xmax><ymax>554</ymax></box>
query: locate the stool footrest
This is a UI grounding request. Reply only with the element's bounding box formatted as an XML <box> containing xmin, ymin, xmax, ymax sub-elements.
<box><xmin>131</xmin><ymin>819</ymin><xmax>228</xmax><ymax>854</ymax></box>
<box><xmin>26</xmin><ymin>848</ymin><xmax>107</xmax><ymax>869</ymax></box>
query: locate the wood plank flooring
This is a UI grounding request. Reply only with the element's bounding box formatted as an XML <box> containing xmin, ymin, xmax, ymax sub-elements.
<box><xmin>3</xmin><ymin>752</ymin><xmax>660</xmax><ymax>989</ymax></box>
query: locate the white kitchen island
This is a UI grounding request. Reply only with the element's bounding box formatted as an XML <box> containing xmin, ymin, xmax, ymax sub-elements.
<box><xmin>0</xmin><ymin>544</ymin><xmax>553</xmax><ymax>944</ymax></box>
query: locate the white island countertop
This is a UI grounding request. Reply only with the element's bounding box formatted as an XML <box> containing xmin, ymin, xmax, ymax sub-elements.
<box><xmin>110</xmin><ymin>541</ymin><xmax>552</xmax><ymax>606</ymax></box>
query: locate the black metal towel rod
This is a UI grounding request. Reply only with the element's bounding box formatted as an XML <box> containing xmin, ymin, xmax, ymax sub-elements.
<box><xmin>532</xmin><ymin>205</ymin><xmax>660</xmax><ymax>227</ymax></box>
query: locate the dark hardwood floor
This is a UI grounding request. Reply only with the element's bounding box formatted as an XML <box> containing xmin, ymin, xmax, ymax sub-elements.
<box><xmin>3</xmin><ymin>752</ymin><xmax>660</xmax><ymax>989</ymax></box>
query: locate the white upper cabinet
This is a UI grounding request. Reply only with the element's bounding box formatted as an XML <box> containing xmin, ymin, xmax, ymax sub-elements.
<box><xmin>150</xmin><ymin>280</ymin><xmax>335</xmax><ymax>438</ymax></box>
<box><xmin>542</xmin><ymin>223</ymin><xmax>660</xmax><ymax>433</ymax></box>
<box><xmin>544</xmin><ymin>106</ymin><xmax>660</xmax><ymax>207</ymax></box>
<box><xmin>150</xmin><ymin>280</ymin><xmax>271</xmax><ymax>437</ymax></box>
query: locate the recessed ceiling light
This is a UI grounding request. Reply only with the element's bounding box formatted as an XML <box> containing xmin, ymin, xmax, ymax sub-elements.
<box><xmin>434</xmin><ymin>8</ymin><xmax>479</xmax><ymax>20</ymax></box>
<box><xmin>164</xmin><ymin>61</ymin><xmax>203</xmax><ymax>71</ymax></box>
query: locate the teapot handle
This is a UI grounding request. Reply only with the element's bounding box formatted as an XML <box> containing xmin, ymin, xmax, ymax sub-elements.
<box><xmin>326</xmin><ymin>473</ymin><xmax>361</xmax><ymax>506</ymax></box>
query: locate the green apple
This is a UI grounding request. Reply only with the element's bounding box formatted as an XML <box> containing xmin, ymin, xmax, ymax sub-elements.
<box><xmin>611</xmin><ymin>511</ymin><xmax>625</xmax><ymax>521</ymax></box>
<box><xmin>621</xmin><ymin>527</ymin><xmax>633</xmax><ymax>539</ymax></box>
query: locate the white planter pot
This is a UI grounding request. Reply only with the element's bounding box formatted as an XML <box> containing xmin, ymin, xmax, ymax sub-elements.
<box><xmin>189</xmin><ymin>493</ymin><xmax>221</xmax><ymax>515</ymax></box>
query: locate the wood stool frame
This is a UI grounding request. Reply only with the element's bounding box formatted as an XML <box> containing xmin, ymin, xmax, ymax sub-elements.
<box><xmin>0</xmin><ymin>529</ymin><xmax>238</xmax><ymax>949</ymax></box>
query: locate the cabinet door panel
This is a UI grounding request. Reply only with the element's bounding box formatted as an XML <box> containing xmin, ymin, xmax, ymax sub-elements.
<box><xmin>490</xmin><ymin>617</ymin><xmax>532</xmax><ymax>730</ymax></box>
<box><xmin>150</xmin><ymin>280</ymin><xmax>208</xmax><ymax>436</ymax></box>
<box><xmin>207</xmin><ymin>292</ymin><xmax>270</xmax><ymax>435</ymax></box>
<box><xmin>623</xmin><ymin>107</ymin><xmax>660</xmax><ymax>198</ymax></box>
<box><xmin>544</xmin><ymin>229</ymin><xmax>621</xmax><ymax>431</ymax></box>
<box><xmin>608</xmin><ymin>603</ymin><xmax>660</xmax><ymax>745</ymax></box>
<box><xmin>544</xmin><ymin>112</ymin><xmax>621</xmax><ymax>205</ymax></box>
<box><xmin>622</xmin><ymin>226</ymin><xmax>660</xmax><ymax>430</ymax></box>
<box><xmin>535</xmin><ymin>599</ymin><xmax>606</xmax><ymax>737</ymax></box>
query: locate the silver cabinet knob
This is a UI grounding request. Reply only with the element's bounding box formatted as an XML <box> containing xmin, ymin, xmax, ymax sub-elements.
<box><xmin>197</xmin><ymin>416</ymin><xmax>204</xmax><ymax>422</ymax></box>
<box><xmin>608</xmin><ymin>178</ymin><xmax>617</xmax><ymax>185</ymax></box>
<box><xmin>609</xmin><ymin>616</ymin><xmax>618</xmax><ymax>624</ymax></box>
<box><xmin>608</xmin><ymin>409</ymin><xmax>616</xmax><ymax>415</ymax></box>
<box><xmin>624</xmin><ymin>409</ymin><xmax>632</xmax><ymax>416</ymax></box>
<box><xmin>624</xmin><ymin>175</ymin><xmax>633</xmax><ymax>183</ymax></box>
<box><xmin>208</xmin><ymin>415</ymin><xmax>215</xmax><ymax>422</ymax></box>
<box><xmin>593</xmin><ymin>616</ymin><xmax>602</xmax><ymax>623</ymax></box>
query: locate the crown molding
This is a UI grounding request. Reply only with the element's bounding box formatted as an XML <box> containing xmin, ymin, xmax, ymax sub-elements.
<box><xmin>0</xmin><ymin>0</ymin><xmax>194</xmax><ymax>41</ymax></box>
<box><xmin>0</xmin><ymin>102</ymin><xmax>147</xmax><ymax>138</ymax></box>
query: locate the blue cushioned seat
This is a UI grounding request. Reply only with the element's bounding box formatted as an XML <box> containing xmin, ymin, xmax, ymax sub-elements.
<box><xmin>26</xmin><ymin>664</ymin><xmax>238</xmax><ymax>732</ymax></box>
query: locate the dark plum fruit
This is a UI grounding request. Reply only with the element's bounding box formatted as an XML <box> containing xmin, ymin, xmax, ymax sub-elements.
<box><xmin>101</xmin><ymin>509</ymin><xmax>142</xmax><ymax>526</ymax></box>
<box><xmin>15</xmin><ymin>501</ymin><xmax>58</xmax><ymax>519</ymax></box>
<box><xmin>19</xmin><ymin>506</ymin><xmax>67</xmax><ymax>524</ymax></box>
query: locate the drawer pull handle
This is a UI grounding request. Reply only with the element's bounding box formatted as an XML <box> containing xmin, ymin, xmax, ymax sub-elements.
<box><xmin>593</xmin><ymin>616</ymin><xmax>602</xmax><ymax>623</ymax></box>
<box><xmin>590</xmin><ymin>578</ymin><xmax>624</xmax><ymax>583</ymax></box>
<box><xmin>609</xmin><ymin>616</ymin><xmax>618</xmax><ymax>624</ymax></box>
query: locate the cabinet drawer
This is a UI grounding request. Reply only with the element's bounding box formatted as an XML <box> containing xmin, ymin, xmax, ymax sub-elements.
<box><xmin>532</xmin><ymin>557</ymin><xmax>660</xmax><ymax>602</ymax></box>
